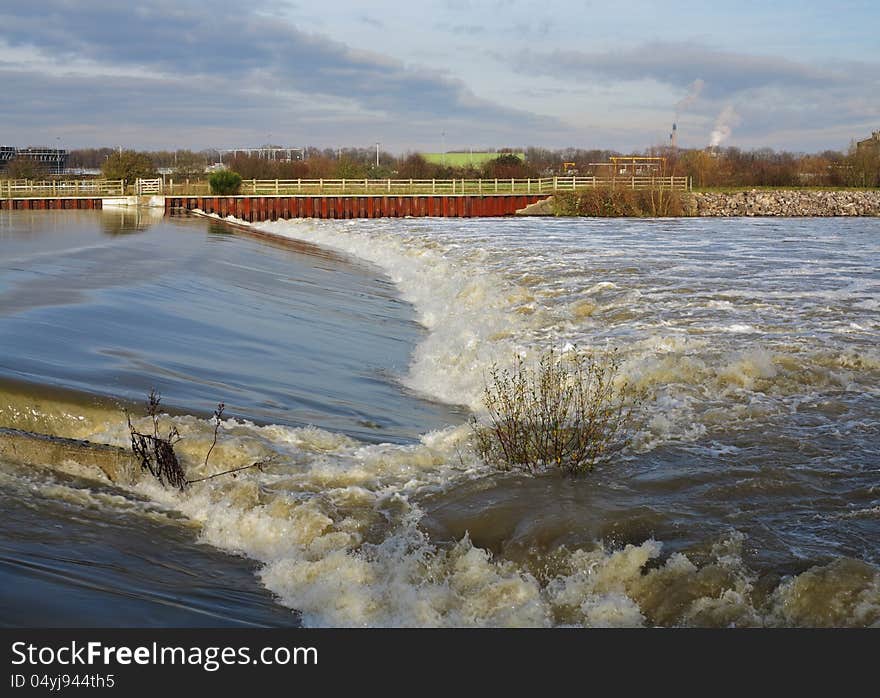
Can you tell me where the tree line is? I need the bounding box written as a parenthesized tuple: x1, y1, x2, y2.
(664, 144, 878, 188)
(7, 143, 879, 188)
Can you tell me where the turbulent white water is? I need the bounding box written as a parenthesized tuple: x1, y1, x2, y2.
(7, 214, 880, 627)
(255, 216, 880, 449)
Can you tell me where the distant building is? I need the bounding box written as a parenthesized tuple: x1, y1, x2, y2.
(857, 130, 880, 153)
(0, 147, 15, 171)
(585, 156, 666, 177)
(0, 146, 68, 175)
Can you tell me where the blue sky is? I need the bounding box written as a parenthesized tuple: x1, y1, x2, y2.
(1, 0, 878, 153)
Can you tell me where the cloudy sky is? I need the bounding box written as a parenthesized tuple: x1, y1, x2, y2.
(1, 0, 878, 153)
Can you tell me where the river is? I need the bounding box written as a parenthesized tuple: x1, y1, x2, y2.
(1, 209, 877, 627)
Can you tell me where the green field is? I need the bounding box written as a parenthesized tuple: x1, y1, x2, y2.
(422, 152, 525, 167)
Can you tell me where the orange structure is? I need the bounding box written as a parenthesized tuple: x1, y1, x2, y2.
(165, 195, 545, 221)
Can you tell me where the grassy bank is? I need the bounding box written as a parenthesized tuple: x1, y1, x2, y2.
(552, 188, 688, 217)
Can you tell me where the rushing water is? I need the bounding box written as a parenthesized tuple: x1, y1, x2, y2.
(1, 209, 878, 627)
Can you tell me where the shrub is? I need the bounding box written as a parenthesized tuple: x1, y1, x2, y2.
(552, 187, 687, 217)
(482, 153, 536, 179)
(209, 169, 243, 195)
(470, 348, 638, 475)
(552, 191, 583, 216)
(101, 150, 158, 184)
(5, 156, 46, 180)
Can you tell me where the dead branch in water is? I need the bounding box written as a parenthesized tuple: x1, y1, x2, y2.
(127, 392, 269, 491)
(204, 402, 225, 468)
(127, 389, 187, 490)
(186, 459, 271, 485)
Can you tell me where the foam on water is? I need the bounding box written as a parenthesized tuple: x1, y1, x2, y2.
(7, 405, 867, 627)
(253, 216, 879, 451)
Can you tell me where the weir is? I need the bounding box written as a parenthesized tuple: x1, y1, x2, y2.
(1, 194, 547, 218)
(2, 175, 691, 218)
(165, 194, 546, 219)
(0, 197, 103, 210)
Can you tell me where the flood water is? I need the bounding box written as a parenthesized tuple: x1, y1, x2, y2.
(1, 208, 878, 627)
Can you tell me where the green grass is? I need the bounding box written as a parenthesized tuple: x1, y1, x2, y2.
(422, 152, 524, 168)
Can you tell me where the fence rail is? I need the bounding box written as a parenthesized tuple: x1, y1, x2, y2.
(1, 179, 124, 198)
(165, 175, 691, 196)
(2, 176, 691, 199)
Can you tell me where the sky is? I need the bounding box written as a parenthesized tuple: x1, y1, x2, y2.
(1, 0, 878, 154)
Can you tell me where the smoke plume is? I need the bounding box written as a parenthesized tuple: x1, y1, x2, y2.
(709, 105, 740, 147)
(675, 79, 705, 114)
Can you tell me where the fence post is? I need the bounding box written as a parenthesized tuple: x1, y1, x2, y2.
(528, 178, 531, 193)
(553, 176, 558, 191)
(631, 177, 635, 190)
(432, 179, 436, 194)
(387, 179, 391, 193)
(275, 179, 279, 195)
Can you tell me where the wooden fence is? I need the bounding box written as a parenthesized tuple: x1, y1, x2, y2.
(1, 179, 124, 198)
(2, 176, 691, 199)
(164, 175, 691, 196)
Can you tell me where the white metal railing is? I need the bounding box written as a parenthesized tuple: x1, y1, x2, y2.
(1, 179, 125, 198)
(164, 175, 691, 196)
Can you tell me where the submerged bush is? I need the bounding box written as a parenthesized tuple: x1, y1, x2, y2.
(209, 169, 243, 195)
(470, 348, 639, 475)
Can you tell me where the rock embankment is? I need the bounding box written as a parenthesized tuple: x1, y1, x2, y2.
(690, 190, 880, 217)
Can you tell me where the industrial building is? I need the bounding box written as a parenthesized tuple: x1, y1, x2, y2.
(0, 146, 68, 175)
(856, 131, 880, 153)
